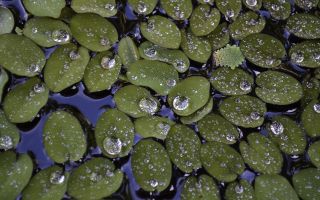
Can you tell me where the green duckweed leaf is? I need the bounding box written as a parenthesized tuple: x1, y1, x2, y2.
(140, 15, 181, 49)
(0, 151, 33, 200)
(213, 45, 245, 69)
(266, 115, 306, 155)
(3, 77, 49, 123)
(180, 29, 212, 63)
(43, 111, 87, 163)
(308, 141, 320, 168)
(240, 132, 283, 174)
(263, 0, 291, 20)
(242, 0, 262, 11)
(160, 0, 193, 20)
(190, 5, 220, 36)
(138, 41, 190, 73)
(167, 76, 210, 116)
(207, 22, 230, 51)
(67, 157, 123, 200)
(131, 139, 172, 192)
(295, 0, 319, 10)
(0, 34, 46, 77)
(293, 168, 320, 200)
(44, 43, 90, 92)
(23, 17, 71, 47)
(134, 116, 175, 140)
(0, 68, 8, 103)
(95, 108, 134, 158)
(210, 67, 253, 95)
(289, 40, 320, 68)
(165, 124, 202, 173)
(71, 0, 117, 17)
(181, 175, 220, 200)
(83, 51, 121, 92)
(286, 13, 320, 39)
(229, 11, 266, 40)
(59, 6, 76, 24)
(114, 85, 160, 118)
(0, 110, 19, 150)
(225, 179, 255, 200)
(0, 7, 14, 35)
(216, 0, 242, 21)
(180, 97, 213, 124)
(255, 174, 299, 200)
(128, 0, 158, 15)
(255, 70, 303, 105)
(301, 77, 320, 107)
(22, 166, 69, 200)
(23, 0, 65, 18)
(219, 95, 267, 128)
(201, 141, 245, 182)
(70, 13, 118, 52)
(127, 60, 179, 95)
(118, 36, 140, 67)
(301, 100, 320, 137)
(198, 113, 239, 144)
(240, 33, 286, 68)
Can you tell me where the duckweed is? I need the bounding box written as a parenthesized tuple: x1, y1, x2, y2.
(160, 0, 193, 20)
(292, 168, 320, 200)
(22, 0, 65, 18)
(71, 0, 117, 17)
(0, 110, 19, 150)
(308, 141, 320, 168)
(225, 179, 255, 200)
(0, 7, 14, 35)
(118, 36, 140, 67)
(128, 0, 158, 15)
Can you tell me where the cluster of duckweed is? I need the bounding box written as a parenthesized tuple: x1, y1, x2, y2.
(0, 0, 320, 199)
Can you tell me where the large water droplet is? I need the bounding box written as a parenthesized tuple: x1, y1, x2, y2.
(28, 64, 41, 74)
(101, 57, 116, 69)
(69, 50, 80, 60)
(144, 48, 157, 57)
(150, 179, 158, 188)
(246, 0, 257, 6)
(103, 137, 122, 155)
(137, 2, 147, 13)
(270, 121, 284, 135)
(33, 83, 45, 93)
(139, 97, 158, 114)
(174, 60, 187, 71)
(225, 10, 235, 19)
(50, 171, 65, 184)
(166, 79, 176, 87)
(313, 103, 320, 113)
(240, 80, 251, 92)
(250, 112, 260, 120)
(51, 29, 70, 43)
(271, 4, 280, 11)
(173, 96, 189, 111)
(0, 135, 13, 150)
(157, 122, 171, 136)
(235, 184, 244, 194)
(226, 133, 236, 142)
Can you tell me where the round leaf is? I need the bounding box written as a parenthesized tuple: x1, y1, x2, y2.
(308, 141, 320, 168)
(289, 40, 320, 68)
(128, 0, 158, 15)
(23, 0, 65, 18)
(263, 0, 291, 20)
(160, 0, 193, 20)
(0, 7, 14, 34)
(225, 179, 255, 200)
(71, 0, 117, 17)
(207, 22, 230, 51)
(118, 36, 140, 67)
(301, 100, 320, 137)
(293, 168, 320, 200)
(190, 5, 220, 36)
(216, 0, 242, 21)
(286, 13, 320, 39)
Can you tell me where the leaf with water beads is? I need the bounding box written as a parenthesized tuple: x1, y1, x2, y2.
(293, 168, 320, 200)
(160, 0, 193, 20)
(201, 141, 245, 182)
(114, 85, 160, 118)
(140, 15, 181, 49)
(95, 109, 134, 158)
(67, 157, 123, 200)
(239, 132, 283, 174)
(83, 51, 121, 92)
(71, 0, 117, 17)
(255, 70, 303, 105)
(128, 0, 158, 15)
(301, 100, 320, 137)
(301, 77, 320, 107)
(0, 34, 46, 77)
(190, 5, 220, 36)
(22, 0, 65, 18)
(118, 36, 140, 67)
(255, 174, 299, 200)
(206, 22, 230, 51)
(134, 116, 175, 140)
(22, 166, 69, 200)
(44, 44, 89, 92)
(180, 97, 213, 124)
(308, 141, 320, 168)
(286, 13, 320, 39)
(138, 41, 190, 73)
(43, 111, 87, 163)
(240, 33, 286, 68)
(0, 151, 33, 200)
(242, 0, 262, 11)
(225, 179, 255, 200)
(289, 40, 320, 68)
(263, 0, 291, 20)
(180, 29, 212, 63)
(0, 7, 14, 35)
(229, 11, 266, 40)
(266, 115, 306, 155)
(70, 13, 118, 52)
(210, 67, 253, 95)
(167, 76, 210, 116)
(3, 77, 49, 123)
(198, 113, 239, 144)
(131, 139, 172, 192)
(0, 110, 19, 150)
(295, 0, 319, 10)
(215, 0, 242, 21)
(127, 60, 179, 95)
(180, 175, 220, 200)
(165, 124, 202, 173)
(0, 68, 8, 103)
(219, 95, 267, 128)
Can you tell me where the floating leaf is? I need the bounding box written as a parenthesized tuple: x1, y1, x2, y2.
(43, 111, 87, 163)
(225, 179, 256, 200)
(0, 110, 19, 150)
(23, 0, 65, 18)
(240, 132, 283, 174)
(67, 157, 123, 200)
(44, 43, 90, 92)
(59, 6, 76, 23)
(3, 77, 49, 123)
(95, 109, 134, 158)
(70, 13, 118, 52)
(160, 0, 193, 20)
(219, 95, 267, 128)
(165, 124, 202, 173)
(286, 13, 320, 39)
(301, 100, 320, 137)
(131, 139, 172, 192)
(118, 36, 140, 67)
(0, 7, 14, 35)
(255, 70, 303, 105)
(0, 68, 8, 103)
(0, 34, 46, 77)
(289, 40, 320, 68)
(190, 5, 220, 36)
(207, 22, 230, 51)
(263, 0, 291, 20)
(293, 168, 320, 200)
(180, 97, 213, 124)
(128, 0, 158, 15)
(216, 0, 242, 21)
(127, 60, 179, 95)
(201, 141, 245, 182)
(71, 0, 117, 17)
(295, 0, 319, 10)
(242, 0, 262, 11)
(140, 15, 181, 49)
(301, 77, 320, 107)
(308, 141, 320, 168)
(213, 45, 245, 69)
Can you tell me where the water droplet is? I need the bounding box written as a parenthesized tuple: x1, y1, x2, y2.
(240, 80, 251, 92)
(291, 52, 304, 63)
(235, 184, 244, 194)
(173, 96, 189, 111)
(271, 4, 280, 11)
(157, 122, 171, 136)
(101, 57, 116, 69)
(32, 27, 38, 34)
(50, 171, 65, 184)
(69, 50, 80, 60)
(225, 10, 235, 19)
(226, 134, 235, 142)
(313, 103, 320, 113)
(174, 7, 185, 19)
(250, 112, 260, 120)
(174, 60, 187, 71)
(147, 21, 155, 32)
(89, 172, 102, 182)
(312, 53, 320, 62)
(103, 137, 122, 155)
(166, 79, 176, 87)
(33, 83, 45, 93)
(150, 179, 158, 188)
(100, 37, 110, 46)
(51, 29, 70, 43)
(105, 3, 115, 10)
(0, 135, 13, 150)
(144, 48, 157, 57)
(137, 2, 147, 13)
(28, 64, 41, 74)
(270, 121, 284, 135)
(246, 0, 257, 6)
(139, 97, 158, 114)
(266, 58, 275, 65)
(105, 170, 114, 177)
